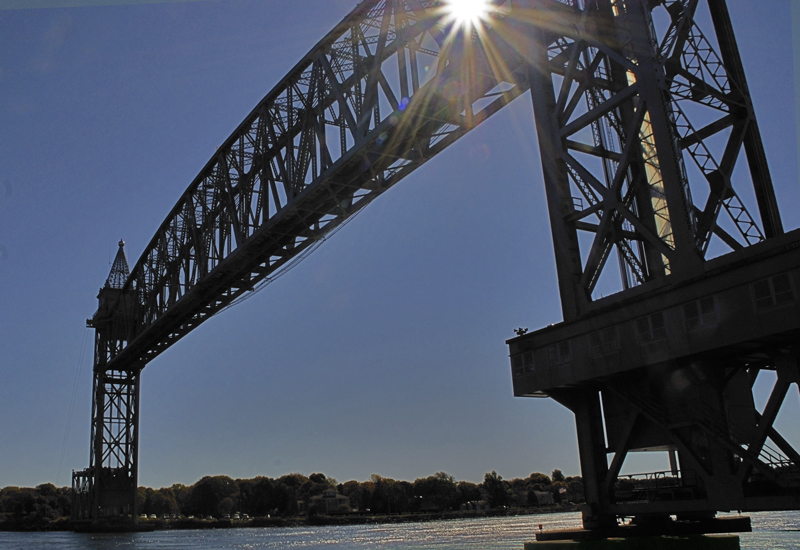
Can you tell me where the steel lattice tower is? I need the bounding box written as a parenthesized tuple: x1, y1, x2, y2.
(511, 0, 799, 536)
(73, 0, 799, 535)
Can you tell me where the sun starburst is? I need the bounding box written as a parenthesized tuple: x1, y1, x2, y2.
(443, 0, 490, 30)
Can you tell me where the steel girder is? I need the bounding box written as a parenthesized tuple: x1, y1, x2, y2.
(526, 0, 782, 321)
(100, 0, 786, 363)
(601, 354, 800, 516)
(80, 0, 792, 530)
(103, 0, 537, 372)
(510, 234, 800, 529)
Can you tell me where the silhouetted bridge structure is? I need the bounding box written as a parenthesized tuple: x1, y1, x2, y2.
(73, 0, 800, 538)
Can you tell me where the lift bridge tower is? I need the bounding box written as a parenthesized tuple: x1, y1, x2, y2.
(508, 0, 800, 537)
(73, 240, 141, 522)
(73, 0, 799, 535)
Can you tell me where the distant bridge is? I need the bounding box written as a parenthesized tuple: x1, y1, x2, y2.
(73, 0, 800, 537)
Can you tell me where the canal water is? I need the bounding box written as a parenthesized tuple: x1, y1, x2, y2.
(1, 512, 798, 549)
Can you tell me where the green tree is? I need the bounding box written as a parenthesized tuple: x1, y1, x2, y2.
(147, 488, 179, 516)
(456, 481, 482, 508)
(368, 475, 389, 513)
(272, 479, 299, 516)
(185, 476, 238, 517)
(0, 485, 71, 523)
(389, 480, 413, 514)
(7, 489, 36, 521)
(508, 477, 529, 507)
(339, 480, 368, 512)
(275, 472, 307, 515)
(136, 487, 150, 515)
(551, 480, 567, 504)
(567, 480, 584, 503)
(218, 497, 235, 516)
(527, 472, 552, 486)
(481, 471, 511, 508)
(250, 477, 278, 516)
(171, 483, 191, 513)
(413, 472, 458, 511)
(277, 473, 308, 489)
(235, 478, 255, 515)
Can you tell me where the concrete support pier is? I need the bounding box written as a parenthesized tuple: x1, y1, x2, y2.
(526, 534, 740, 549)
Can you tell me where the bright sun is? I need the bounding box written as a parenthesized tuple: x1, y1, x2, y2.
(444, 0, 490, 29)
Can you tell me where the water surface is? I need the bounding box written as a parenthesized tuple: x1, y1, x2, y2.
(1, 512, 798, 549)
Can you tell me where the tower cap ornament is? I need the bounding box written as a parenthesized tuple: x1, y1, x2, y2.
(105, 239, 130, 289)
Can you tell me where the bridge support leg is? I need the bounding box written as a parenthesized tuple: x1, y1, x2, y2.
(551, 388, 616, 530)
(87, 366, 142, 522)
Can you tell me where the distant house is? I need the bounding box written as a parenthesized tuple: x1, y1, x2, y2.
(459, 500, 490, 512)
(533, 491, 554, 506)
(309, 490, 351, 514)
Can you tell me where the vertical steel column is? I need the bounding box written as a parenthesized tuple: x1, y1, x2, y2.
(527, 23, 586, 323)
(706, 0, 783, 238)
(89, 362, 141, 520)
(89, 362, 103, 519)
(615, 0, 702, 278)
(551, 388, 615, 529)
(131, 366, 141, 521)
(88, 330, 105, 520)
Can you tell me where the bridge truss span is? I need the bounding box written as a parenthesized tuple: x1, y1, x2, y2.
(76, 0, 539, 520)
(110, 0, 530, 371)
(75, 0, 799, 534)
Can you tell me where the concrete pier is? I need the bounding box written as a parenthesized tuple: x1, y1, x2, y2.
(525, 534, 740, 549)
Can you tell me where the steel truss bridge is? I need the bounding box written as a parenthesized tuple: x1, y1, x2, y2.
(73, 0, 800, 537)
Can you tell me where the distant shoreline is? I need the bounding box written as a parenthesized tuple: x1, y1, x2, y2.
(1, 505, 581, 533)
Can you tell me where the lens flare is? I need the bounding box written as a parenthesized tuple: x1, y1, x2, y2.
(444, 0, 490, 29)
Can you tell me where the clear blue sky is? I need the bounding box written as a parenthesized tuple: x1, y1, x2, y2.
(0, 0, 798, 490)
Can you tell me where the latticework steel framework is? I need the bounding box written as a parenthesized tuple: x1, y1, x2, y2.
(75, 0, 798, 532)
(526, 0, 782, 321)
(106, 0, 532, 370)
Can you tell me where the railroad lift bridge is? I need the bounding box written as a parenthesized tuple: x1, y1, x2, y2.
(73, 0, 800, 538)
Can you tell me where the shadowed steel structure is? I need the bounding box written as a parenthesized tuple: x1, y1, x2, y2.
(72, 0, 800, 536)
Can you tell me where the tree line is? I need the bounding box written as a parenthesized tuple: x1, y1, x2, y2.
(0, 484, 71, 527)
(0, 469, 583, 524)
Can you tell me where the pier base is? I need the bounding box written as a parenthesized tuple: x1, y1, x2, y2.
(525, 534, 740, 549)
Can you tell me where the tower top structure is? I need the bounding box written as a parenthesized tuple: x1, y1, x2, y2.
(105, 239, 130, 289)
